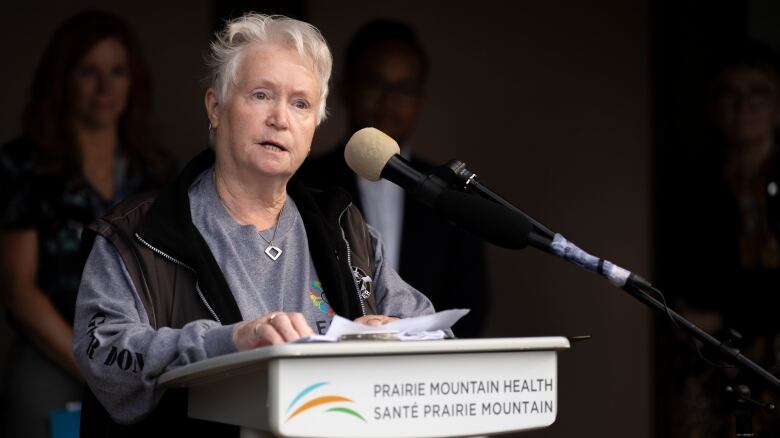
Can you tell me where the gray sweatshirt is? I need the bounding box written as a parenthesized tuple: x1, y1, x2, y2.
(72, 169, 436, 424)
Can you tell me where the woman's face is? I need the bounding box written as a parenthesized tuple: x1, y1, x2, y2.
(712, 66, 780, 148)
(70, 37, 131, 130)
(207, 43, 320, 181)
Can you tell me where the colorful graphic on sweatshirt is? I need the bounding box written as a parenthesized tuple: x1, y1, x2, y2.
(308, 281, 335, 315)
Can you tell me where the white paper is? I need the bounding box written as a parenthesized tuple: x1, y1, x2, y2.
(294, 309, 470, 343)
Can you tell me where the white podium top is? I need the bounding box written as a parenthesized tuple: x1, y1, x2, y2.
(160, 336, 570, 388)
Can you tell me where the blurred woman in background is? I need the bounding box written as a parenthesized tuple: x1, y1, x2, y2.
(0, 10, 170, 438)
(669, 40, 780, 438)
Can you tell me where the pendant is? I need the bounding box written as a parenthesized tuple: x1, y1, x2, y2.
(265, 245, 282, 261)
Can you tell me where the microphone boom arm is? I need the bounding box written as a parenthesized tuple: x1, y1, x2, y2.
(439, 159, 780, 392)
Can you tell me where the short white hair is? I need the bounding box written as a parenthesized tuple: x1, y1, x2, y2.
(207, 13, 332, 125)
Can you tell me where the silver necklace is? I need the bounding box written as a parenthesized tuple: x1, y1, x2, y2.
(259, 203, 285, 261)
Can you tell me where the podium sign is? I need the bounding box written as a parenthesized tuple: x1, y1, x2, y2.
(160, 337, 569, 437)
(273, 351, 557, 437)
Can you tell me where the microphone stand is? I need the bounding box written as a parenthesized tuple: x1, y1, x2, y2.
(532, 236, 779, 437)
(434, 159, 780, 434)
(726, 384, 775, 437)
(626, 283, 780, 392)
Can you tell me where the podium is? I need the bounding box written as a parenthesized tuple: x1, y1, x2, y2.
(159, 337, 570, 437)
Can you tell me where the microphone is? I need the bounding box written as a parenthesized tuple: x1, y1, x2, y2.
(344, 127, 651, 289)
(345, 127, 531, 249)
(345, 127, 445, 207)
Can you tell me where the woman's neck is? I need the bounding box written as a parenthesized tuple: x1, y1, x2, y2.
(73, 123, 118, 156)
(73, 124, 118, 199)
(212, 164, 287, 231)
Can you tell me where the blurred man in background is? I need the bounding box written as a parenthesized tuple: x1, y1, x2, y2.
(299, 19, 490, 337)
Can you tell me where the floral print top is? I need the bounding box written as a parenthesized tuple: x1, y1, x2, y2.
(0, 138, 152, 323)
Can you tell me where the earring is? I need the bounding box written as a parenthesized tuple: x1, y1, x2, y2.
(208, 122, 215, 135)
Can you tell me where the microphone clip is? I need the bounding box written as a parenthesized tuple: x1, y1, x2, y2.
(426, 160, 477, 192)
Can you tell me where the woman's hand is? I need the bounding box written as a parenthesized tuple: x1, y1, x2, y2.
(353, 315, 399, 327)
(232, 312, 314, 351)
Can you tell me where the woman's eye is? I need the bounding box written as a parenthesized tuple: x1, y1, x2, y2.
(253, 91, 268, 100)
(293, 99, 309, 110)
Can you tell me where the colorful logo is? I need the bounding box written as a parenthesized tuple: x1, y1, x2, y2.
(285, 382, 366, 423)
(308, 281, 335, 315)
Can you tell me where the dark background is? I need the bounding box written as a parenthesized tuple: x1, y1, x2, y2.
(1, 0, 778, 436)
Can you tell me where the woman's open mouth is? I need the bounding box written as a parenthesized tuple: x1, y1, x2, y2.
(259, 140, 286, 152)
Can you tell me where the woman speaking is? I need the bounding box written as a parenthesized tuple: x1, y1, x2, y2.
(73, 13, 437, 436)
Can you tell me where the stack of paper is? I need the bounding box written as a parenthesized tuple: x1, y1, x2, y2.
(295, 309, 469, 343)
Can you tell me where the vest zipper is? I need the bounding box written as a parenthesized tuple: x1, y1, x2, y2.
(134, 233, 222, 324)
(338, 205, 367, 317)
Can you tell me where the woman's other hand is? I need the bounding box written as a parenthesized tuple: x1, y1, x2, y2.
(353, 315, 399, 327)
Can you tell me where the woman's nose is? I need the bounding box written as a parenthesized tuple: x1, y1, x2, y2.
(266, 102, 290, 129)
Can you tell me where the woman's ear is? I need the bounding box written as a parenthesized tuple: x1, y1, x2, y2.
(205, 88, 220, 128)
